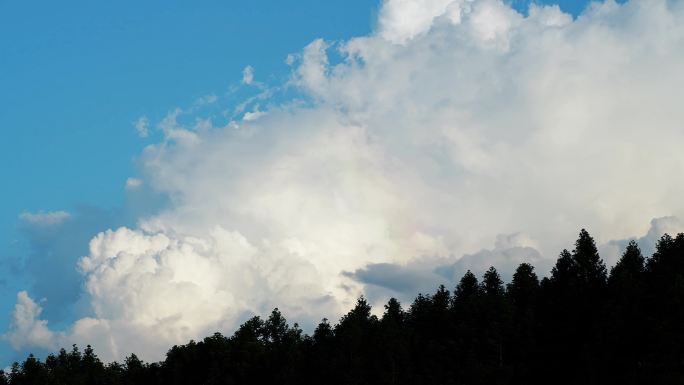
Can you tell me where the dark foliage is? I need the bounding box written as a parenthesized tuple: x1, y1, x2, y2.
(5, 229, 684, 384)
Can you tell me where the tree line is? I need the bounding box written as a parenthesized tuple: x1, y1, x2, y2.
(3, 229, 684, 384)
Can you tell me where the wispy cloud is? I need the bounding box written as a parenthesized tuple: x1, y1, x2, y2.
(134, 116, 149, 138)
(19, 211, 70, 226)
(194, 93, 218, 106)
(125, 177, 143, 190)
(242, 65, 254, 85)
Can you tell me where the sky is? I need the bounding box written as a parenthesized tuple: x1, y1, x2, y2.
(2, 0, 682, 365)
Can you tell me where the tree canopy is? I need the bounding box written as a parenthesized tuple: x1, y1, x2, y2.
(4, 229, 684, 385)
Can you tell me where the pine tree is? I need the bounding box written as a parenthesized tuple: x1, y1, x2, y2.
(507, 263, 540, 384)
(313, 318, 334, 344)
(482, 267, 505, 297)
(264, 308, 288, 344)
(507, 263, 539, 310)
(606, 240, 647, 384)
(609, 240, 644, 289)
(382, 298, 405, 326)
(572, 229, 607, 288)
(480, 267, 510, 379)
(335, 297, 379, 385)
(550, 249, 575, 287)
(453, 270, 480, 307)
(432, 285, 450, 312)
(380, 298, 408, 385)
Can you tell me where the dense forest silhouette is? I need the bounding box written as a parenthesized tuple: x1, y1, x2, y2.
(3, 229, 684, 384)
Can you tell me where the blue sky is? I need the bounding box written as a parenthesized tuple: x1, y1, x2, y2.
(2, 0, 380, 364)
(0, 0, 638, 364)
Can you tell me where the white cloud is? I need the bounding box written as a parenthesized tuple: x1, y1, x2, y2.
(8, 227, 340, 361)
(134, 116, 149, 138)
(8, 0, 684, 362)
(242, 65, 254, 85)
(378, 0, 463, 43)
(3, 292, 55, 350)
(157, 108, 199, 144)
(125, 178, 143, 190)
(242, 109, 265, 121)
(285, 54, 296, 66)
(194, 93, 218, 106)
(600, 216, 684, 267)
(19, 211, 71, 226)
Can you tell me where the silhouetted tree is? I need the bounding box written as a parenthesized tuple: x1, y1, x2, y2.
(478, 267, 511, 383)
(335, 297, 379, 385)
(507, 263, 540, 383)
(572, 229, 607, 289)
(378, 298, 409, 385)
(7, 229, 684, 385)
(507, 263, 539, 310)
(605, 240, 646, 384)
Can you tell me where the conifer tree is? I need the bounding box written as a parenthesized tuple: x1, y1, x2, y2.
(432, 285, 450, 312)
(609, 240, 644, 289)
(606, 240, 647, 384)
(507, 263, 540, 384)
(572, 229, 607, 288)
(313, 318, 334, 344)
(382, 298, 405, 326)
(482, 267, 505, 297)
(264, 308, 288, 344)
(507, 263, 539, 309)
(550, 249, 575, 287)
(453, 270, 480, 306)
(6, 229, 684, 385)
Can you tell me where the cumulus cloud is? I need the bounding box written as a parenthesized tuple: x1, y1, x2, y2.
(4, 292, 55, 350)
(16, 207, 127, 325)
(8, 0, 684, 362)
(378, 0, 467, 43)
(7, 227, 340, 360)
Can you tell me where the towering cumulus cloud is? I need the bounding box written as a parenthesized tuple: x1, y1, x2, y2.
(6, 0, 684, 361)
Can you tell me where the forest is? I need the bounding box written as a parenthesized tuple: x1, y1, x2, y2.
(2, 229, 684, 385)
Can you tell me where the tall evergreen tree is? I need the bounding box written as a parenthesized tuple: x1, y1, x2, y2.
(507, 263, 539, 310)
(550, 249, 575, 288)
(481, 267, 505, 297)
(264, 308, 288, 344)
(335, 297, 379, 385)
(606, 240, 647, 384)
(609, 240, 644, 290)
(453, 270, 480, 306)
(313, 318, 334, 344)
(379, 298, 409, 385)
(507, 263, 540, 384)
(572, 229, 607, 288)
(643, 233, 684, 381)
(432, 285, 450, 312)
(382, 298, 405, 326)
(479, 267, 509, 381)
